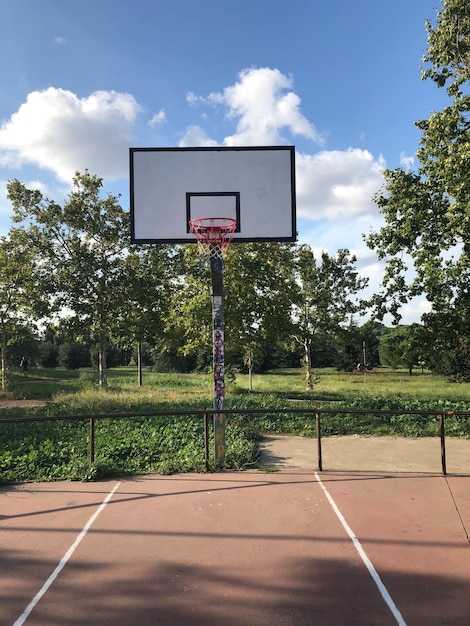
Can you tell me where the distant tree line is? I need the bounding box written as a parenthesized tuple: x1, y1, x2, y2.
(2, 312, 461, 385)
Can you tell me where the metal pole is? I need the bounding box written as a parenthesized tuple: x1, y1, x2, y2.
(316, 411, 322, 471)
(89, 417, 95, 464)
(204, 412, 210, 471)
(210, 256, 226, 468)
(440, 413, 447, 476)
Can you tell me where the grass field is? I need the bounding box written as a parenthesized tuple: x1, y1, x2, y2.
(231, 367, 470, 402)
(7, 365, 470, 402)
(1, 366, 469, 483)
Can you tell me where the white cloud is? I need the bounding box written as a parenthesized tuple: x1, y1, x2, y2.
(390, 297, 432, 325)
(296, 148, 385, 220)
(54, 36, 67, 45)
(24, 179, 51, 195)
(178, 125, 218, 147)
(188, 67, 324, 146)
(186, 92, 201, 105)
(188, 72, 387, 224)
(399, 151, 415, 170)
(349, 246, 382, 267)
(148, 109, 166, 127)
(300, 212, 386, 263)
(0, 88, 141, 182)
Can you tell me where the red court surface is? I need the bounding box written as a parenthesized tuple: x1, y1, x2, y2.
(1, 471, 469, 626)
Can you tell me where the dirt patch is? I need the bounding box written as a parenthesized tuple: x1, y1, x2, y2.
(0, 399, 48, 409)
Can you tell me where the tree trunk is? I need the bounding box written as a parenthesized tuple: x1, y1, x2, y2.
(1, 317, 6, 391)
(304, 339, 313, 391)
(248, 351, 253, 392)
(98, 332, 108, 389)
(137, 341, 143, 386)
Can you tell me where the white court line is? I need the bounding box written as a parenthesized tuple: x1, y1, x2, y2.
(14, 481, 121, 626)
(314, 472, 408, 626)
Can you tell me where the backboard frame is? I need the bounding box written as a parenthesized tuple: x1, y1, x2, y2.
(130, 146, 296, 244)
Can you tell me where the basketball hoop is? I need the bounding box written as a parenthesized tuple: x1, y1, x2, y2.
(189, 217, 237, 260)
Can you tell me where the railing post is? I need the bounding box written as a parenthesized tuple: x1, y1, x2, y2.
(89, 417, 95, 465)
(204, 412, 210, 472)
(440, 413, 447, 476)
(316, 411, 322, 471)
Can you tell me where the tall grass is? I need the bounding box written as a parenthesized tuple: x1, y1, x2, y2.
(5, 365, 470, 403)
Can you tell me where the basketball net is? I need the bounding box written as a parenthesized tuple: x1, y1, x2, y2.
(189, 217, 237, 260)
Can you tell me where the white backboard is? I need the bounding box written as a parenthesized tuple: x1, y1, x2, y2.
(130, 146, 296, 243)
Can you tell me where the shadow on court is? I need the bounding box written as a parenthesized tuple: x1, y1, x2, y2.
(2, 547, 469, 625)
(1, 472, 469, 625)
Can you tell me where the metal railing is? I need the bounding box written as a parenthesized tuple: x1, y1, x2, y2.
(2, 407, 469, 476)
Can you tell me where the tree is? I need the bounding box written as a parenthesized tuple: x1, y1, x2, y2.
(7, 171, 129, 388)
(378, 325, 427, 374)
(421, 308, 470, 379)
(364, 0, 470, 377)
(225, 242, 298, 387)
(163, 244, 212, 362)
(291, 245, 369, 389)
(167, 242, 298, 385)
(116, 245, 175, 385)
(358, 320, 386, 368)
(378, 329, 406, 370)
(0, 232, 44, 389)
(38, 342, 59, 368)
(334, 323, 365, 372)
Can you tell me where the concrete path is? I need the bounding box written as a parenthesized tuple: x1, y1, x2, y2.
(257, 434, 470, 474)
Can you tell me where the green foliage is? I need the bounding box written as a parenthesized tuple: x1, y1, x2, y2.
(0, 403, 258, 482)
(0, 232, 43, 389)
(169, 242, 299, 362)
(422, 0, 470, 97)
(227, 393, 469, 439)
(38, 341, 59, 368)
(0, 367, 469, 484)
(225, 242, 298, 347)
(378, 324, 429, 372)
(291, 245, 369, 389)
(58, 342, 91, 369)
(7, 171, 138, 388)
(0, 419, 89, 482)
(320, 396, 469, 437)
(78, 368, 100, 390)
(365, 0, 470, 378)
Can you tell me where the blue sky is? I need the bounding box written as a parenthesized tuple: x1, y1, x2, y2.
(0, 0, 450, 324)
